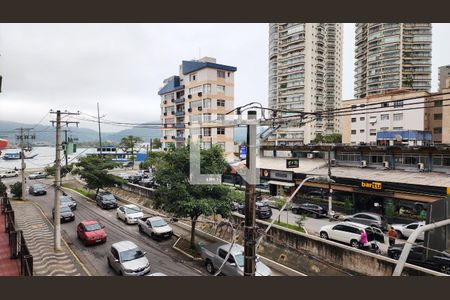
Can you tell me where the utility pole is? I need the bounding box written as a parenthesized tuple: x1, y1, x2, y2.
(328, 146, 333, 221)
(16, 128, 34, 201)
(97, 102, 103, 157)
(244, 110, 257, 276)
(50, 110, 79, 252)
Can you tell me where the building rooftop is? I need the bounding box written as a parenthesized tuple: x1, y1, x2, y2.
(158, 76, 184, 95)
(181, 60, 237, 75)
(230, 157, 327, 174)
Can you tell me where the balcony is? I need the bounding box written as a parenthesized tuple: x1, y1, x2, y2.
(175, 111, 185, 117)
(175, 136, 185, 141)
(174, 123, 185, 128)
(175, 98, 185, 104)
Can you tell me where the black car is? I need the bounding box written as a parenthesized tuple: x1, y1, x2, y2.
(128, 175, 142, 184)
(239, 202, 272, 220)
(29, 184, 47, 196)
(387, 243, 450, 275)
(96, 192, 118, 209)
(291, 203, 326, 218)
(60, 196, 77, 210)
(52, 206, 75, 223)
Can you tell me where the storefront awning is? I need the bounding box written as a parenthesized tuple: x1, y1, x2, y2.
(268, 180, 295, 187)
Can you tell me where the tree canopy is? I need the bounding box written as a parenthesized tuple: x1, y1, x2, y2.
(313, 133, 342, 144)
(152, 145, 235, 249)
(45, 163, 74, 178)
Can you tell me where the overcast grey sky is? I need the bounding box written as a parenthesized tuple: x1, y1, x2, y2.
(0, 23, 449, 131)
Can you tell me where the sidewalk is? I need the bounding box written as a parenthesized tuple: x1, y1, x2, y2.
(10, 200, 89, 276)
(0, 213, 20, 276)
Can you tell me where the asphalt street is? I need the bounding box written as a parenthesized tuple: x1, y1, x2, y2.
(15, 177, 206, 276)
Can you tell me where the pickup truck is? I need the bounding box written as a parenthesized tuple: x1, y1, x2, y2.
(137, 216, 173, 239)
(200, 242, 272, 276)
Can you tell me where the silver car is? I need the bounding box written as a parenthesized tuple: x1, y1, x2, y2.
(107, 241, 151, 276)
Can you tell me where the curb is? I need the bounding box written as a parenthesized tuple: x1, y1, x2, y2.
(172, 237, 202, 261)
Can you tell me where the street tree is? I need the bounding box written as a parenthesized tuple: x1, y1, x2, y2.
(151, 138, 162, 149)
(9, 181, 22, 199)
(45, 163, 74, 178)
(139, 151, 164, 170)
(119, 135, 144, 166)
(72, 156, 124, 197)
(153, 145, 234, 249)
(0, 180, 7, 196)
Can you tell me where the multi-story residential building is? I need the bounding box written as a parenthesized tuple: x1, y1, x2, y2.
(354, 23, 432, 99)
(438, 65, 450, 91)
(342, 89, 450, 145)
(158, 57, 236, 156)
(268, 23, 343, 145)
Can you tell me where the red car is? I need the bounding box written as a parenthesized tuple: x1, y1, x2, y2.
(77, 220, 107, 246)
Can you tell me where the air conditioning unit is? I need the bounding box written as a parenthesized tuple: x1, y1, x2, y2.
(188, 108, 192, 112)
(198, 106, 203, 111)
(163, 148, 167, 151)
(417, 163, 425, 172)
(188, 94, 192, 99)
(163, 100, 167, 104)
(199, 135, 202, 138)
(163, 124, 168, 128)
(171, 98, 175, 102)
(163, 136, 167, 139)
(360, 160, 367, 168)
(198, 92, 202, 97)
(330, 159, 337, 166)
(163, 112, 167, 116)
(307, 153, 314, 159)
(187, 122, 191, 125)
(171, 136, 175, 139)
(188, 135, 191, 138)
(383, 161, 390, 169)
(171, 111, 175, 115)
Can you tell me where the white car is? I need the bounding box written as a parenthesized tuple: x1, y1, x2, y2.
(319, 221, 385, 248)
(391, 221, 425, 240)
(0, 170, 19, 178)
(117, 204, 144, 224)
(138, 216, 173, 239)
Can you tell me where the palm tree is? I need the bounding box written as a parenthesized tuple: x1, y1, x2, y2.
(119, 135, 143, 168)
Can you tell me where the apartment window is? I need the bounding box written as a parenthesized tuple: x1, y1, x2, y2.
(203, 84, 212, 94)
(351, 117, 357, 123)
(190, 128, 201, 135)
(217, 70, 226, 78)
(393, 127, 403, 130)
(217, 114, 225, 121)
(381, 102, 389, 108)
(217, 85, 225, 94)
(189, 86, 203, 95)
(217, 128, 225, 135)
(217, 99, 226, 107)
(380, 127, 389, 131)
(433, 127, 442, 134)
(203, 113, 212, 122)
(360, 117, 365, 121)
(381, 114, 389, 121)
(369, 129, 376, 136)
(189, 73, 197, 81)
(203, 128, 211, 137)
(216, 142, 226, 150)
(360, 129, 365, 133)
(351, 130, 357, 135)
(433, 113, 443, 121)
(434, 100, 443, 107)
(227, 72, 231, 77)
(393, 113, 403, 121)
(202, 142, 211, 150)
(203, 99, 211, 108)
(393, 100, 404, 108)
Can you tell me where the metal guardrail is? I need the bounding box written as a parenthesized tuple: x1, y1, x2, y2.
(1, 193, 33, 276)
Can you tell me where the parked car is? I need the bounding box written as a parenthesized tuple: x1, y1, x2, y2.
(138, 216, 173, 239)
(77, 220, 107, 246)
(231, 202, 242, 211)
(52, 205, 75, 223)
(319, 221, 385, 248)
(291, 203, 326, 218)
(238, 202, 273, 220)
(200, 242, 272, 276)
(122, 161, 134, 168)
(128, 175, 142, 184)
(28, 172, 48, 180)
(146, 272, 167, 276)
(343, 212, 388, 231)
(387, 243, 450, 275)
(0, 170, 19, 178)
(116, 204, 144, 224)
(29, 184, 47, 196)
(107, 241, 151, 276)
(96, 192, 118, 209)
(391, 221, 425, 240)
(60, 195, 77, 210)
(138, 178, 153, 188)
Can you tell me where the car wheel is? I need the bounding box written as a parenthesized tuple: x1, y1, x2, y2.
(320, 232, 329, 240)
(205, 260, 215, 274)
(107, 258, 112, 268)
(350, 239, 359, 248)
(392, 252, 400, 260)
(116, 213, 120, 219)
(313, 213, 319, 219)
(15, 174, 18, 177)
(439, 265, 450, 275)
(395, 230, 404, 239)
(138, 225, 143, 233)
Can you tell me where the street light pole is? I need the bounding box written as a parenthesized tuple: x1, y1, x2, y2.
(328, 147, 333, 220)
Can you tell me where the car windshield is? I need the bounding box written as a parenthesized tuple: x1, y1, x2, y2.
(34, 185, 44, 190)
(103, 194, 116, 201)
(234, 254, 245, 267)
(61, 197, 72, 203)
(151, 219, 167, 227)
(85, 223, 102, 232)
(125, 206, 141, 214)
(61, 206, 72, 213)
(120, 248, 145, 262)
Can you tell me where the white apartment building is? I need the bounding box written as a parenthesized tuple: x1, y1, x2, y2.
(159, 57, 236, 156)
(268, 23, 343, 145)
(342, 91, 427, 145)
